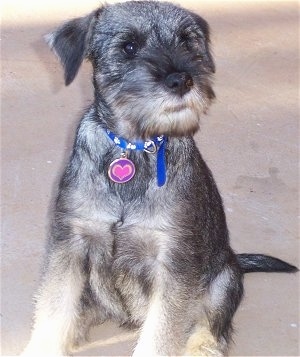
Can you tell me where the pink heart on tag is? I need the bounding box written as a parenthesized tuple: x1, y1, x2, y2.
(112, 164, 133, 180)
(108, 158, 136, 183)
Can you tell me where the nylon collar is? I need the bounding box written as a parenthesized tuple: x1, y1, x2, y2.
(105, 129, 167, 187)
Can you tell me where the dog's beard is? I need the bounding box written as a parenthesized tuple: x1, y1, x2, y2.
(102, 74, 210, 139)
(134, 90, 205, 138)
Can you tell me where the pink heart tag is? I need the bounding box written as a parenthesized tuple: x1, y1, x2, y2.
(108, 158, 136, 183)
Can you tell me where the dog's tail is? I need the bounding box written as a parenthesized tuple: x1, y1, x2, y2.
(237, 253, 298, 273)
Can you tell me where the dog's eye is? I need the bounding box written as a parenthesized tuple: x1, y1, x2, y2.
(179, 33, 189, 44)
(123, 42, 138, 56)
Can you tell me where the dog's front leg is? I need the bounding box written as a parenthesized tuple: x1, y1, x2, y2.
(133, 283, 186, 357)
(22, 246, 86, 356)
(133, 290, 171, 357)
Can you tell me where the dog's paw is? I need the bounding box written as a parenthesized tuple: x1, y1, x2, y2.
(184, 326, 224, 356)
(184, 345, 223, 357)
(132, 345, 156, 357)
(21, 344, 65, 356)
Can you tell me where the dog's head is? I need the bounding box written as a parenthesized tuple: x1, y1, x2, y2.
(47, 1, 215, 139)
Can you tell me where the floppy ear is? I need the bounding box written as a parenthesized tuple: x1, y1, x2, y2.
(189, 12, 216, 74)
(45, 10, 98, 85)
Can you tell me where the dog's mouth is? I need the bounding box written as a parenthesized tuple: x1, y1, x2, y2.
(164, 104, 188, 114)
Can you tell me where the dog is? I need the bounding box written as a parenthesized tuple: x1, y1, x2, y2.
(22, 1, 297, 356)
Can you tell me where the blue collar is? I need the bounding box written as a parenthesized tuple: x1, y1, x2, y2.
(105, 129, 167, 187)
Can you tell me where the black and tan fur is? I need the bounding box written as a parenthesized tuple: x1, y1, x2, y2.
(22, 2, 297, 356)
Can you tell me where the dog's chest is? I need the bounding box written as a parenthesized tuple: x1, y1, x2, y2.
(73, 179, 174, 318)
(108, 200, 172, 312)
(112, 211, 169, 278)
(109, 223, 168, 322)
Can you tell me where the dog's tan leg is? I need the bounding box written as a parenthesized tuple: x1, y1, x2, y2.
(132, 280, 187, 357)
(133, 291, 167, 356)
(22, 251, 85, 356)
(184, 267, 242, 356)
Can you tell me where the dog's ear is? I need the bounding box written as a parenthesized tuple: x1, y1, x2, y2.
(189, 12, 216, 74)
(45, 10, 100, 85)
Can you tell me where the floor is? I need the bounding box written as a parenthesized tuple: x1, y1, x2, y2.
(1, 0, 299, 356)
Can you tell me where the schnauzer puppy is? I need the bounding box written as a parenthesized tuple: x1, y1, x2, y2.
(23, 1, 297, 356)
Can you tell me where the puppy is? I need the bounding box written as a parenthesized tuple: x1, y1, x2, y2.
(22, 1, 297, 356)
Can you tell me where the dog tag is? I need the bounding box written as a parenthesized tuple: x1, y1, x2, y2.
(108, 157, 135, 183)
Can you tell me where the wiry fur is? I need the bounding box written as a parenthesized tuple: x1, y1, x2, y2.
(22, 1, 297, 356)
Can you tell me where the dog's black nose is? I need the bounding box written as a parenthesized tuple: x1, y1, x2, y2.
(165, 72, 193, 96)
